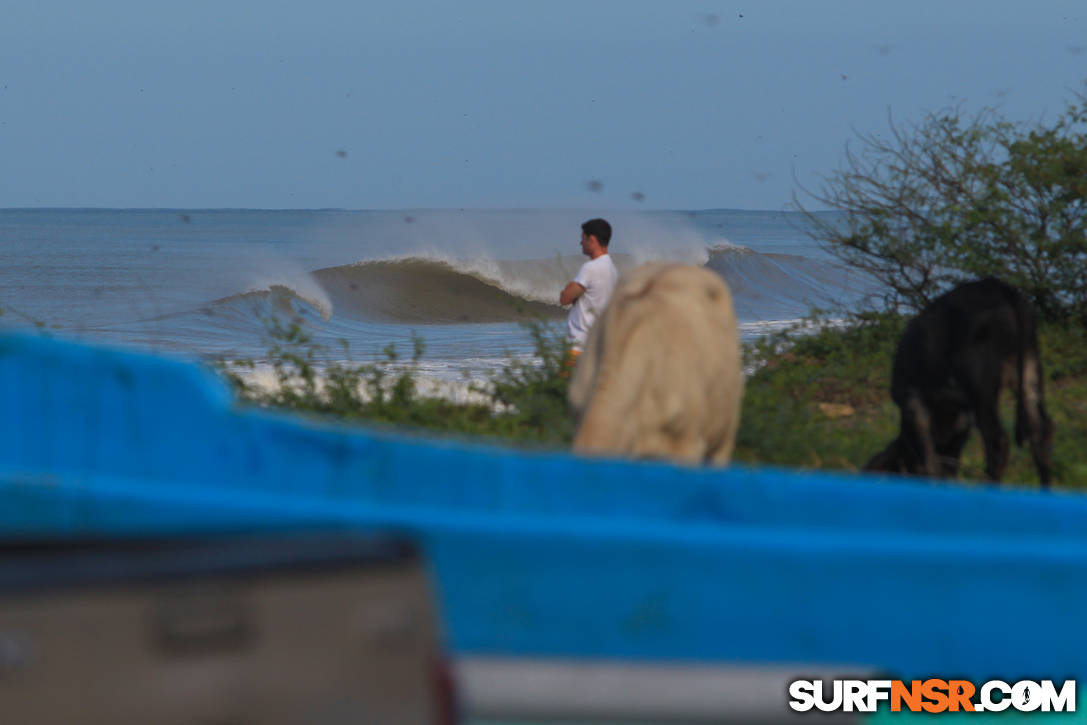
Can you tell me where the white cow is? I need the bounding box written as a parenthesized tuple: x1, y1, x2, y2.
(568, 263, 744, 465)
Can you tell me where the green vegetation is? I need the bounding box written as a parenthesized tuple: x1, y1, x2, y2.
(734, 312, 904, 473)
(216, 316, 574, 447)
(799, 87, 1087, 321)
(217, 308, 1087, 490)
(740, 82, 1087, 489)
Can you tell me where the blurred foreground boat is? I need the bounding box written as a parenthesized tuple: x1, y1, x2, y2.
(0, 531, 454, 724)
(2, 332, 1085, 723)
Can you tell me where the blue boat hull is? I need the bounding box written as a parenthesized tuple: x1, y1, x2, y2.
(2, 332, 1086, 685)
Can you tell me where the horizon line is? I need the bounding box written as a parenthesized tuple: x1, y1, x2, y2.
(0, 204, 833, 214)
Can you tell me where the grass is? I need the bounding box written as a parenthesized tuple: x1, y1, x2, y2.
(734, 311, 904, 472)
(215, 315, 575, 447)
(216, 311, 1087, 491)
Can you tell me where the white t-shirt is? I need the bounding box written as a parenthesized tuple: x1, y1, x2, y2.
(566, 253, 619, 350)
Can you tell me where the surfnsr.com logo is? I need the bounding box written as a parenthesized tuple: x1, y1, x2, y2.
(788, 679, 1076, 713)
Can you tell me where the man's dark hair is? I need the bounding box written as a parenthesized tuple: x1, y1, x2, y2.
(581, 218, 612, 246)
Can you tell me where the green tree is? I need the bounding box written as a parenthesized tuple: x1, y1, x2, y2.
(798, 88, 1087, 320)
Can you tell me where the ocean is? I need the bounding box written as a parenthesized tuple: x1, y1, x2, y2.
(0, 208, 871, 385)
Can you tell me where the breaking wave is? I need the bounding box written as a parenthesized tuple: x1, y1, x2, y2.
(100, 247, 870, 347)
(309, 256, 569, 323)
(194, 247, 865, 326)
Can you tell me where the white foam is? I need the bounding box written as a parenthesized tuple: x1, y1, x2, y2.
(228, 361, 507, 410)
(706, 240, 755, 255)
(240, 279, 333, 321)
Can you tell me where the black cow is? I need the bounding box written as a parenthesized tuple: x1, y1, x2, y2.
(865, 278, 1054, 487)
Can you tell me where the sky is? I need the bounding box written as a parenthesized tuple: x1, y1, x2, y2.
(1, 0, 1085, 210)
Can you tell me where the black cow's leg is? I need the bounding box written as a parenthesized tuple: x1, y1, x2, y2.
(956, 351, 1010, 482)
(1018, 351, 1055, 488)
(1031, 414, 1055, 488)
(902, 392, 939, 477)
(932, 406, 972, 477)
(1022, 399, 1054, 488)
(937, 425, 971, 477)
(972, 398, 1010, 482)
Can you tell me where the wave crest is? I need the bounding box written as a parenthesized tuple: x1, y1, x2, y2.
(311, 256, 568, 324)
(199, 248, 870, 328)
(214, 284, 333, 322)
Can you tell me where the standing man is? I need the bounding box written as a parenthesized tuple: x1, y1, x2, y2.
(560, 218, 619, 359)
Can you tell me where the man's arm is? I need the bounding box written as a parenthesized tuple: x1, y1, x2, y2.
(560, 281, 585, 306)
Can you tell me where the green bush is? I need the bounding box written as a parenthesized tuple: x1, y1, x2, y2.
(799, 86, 1087, 321)
(735, 312, 903, 470)
(215, 316, 575, 447)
